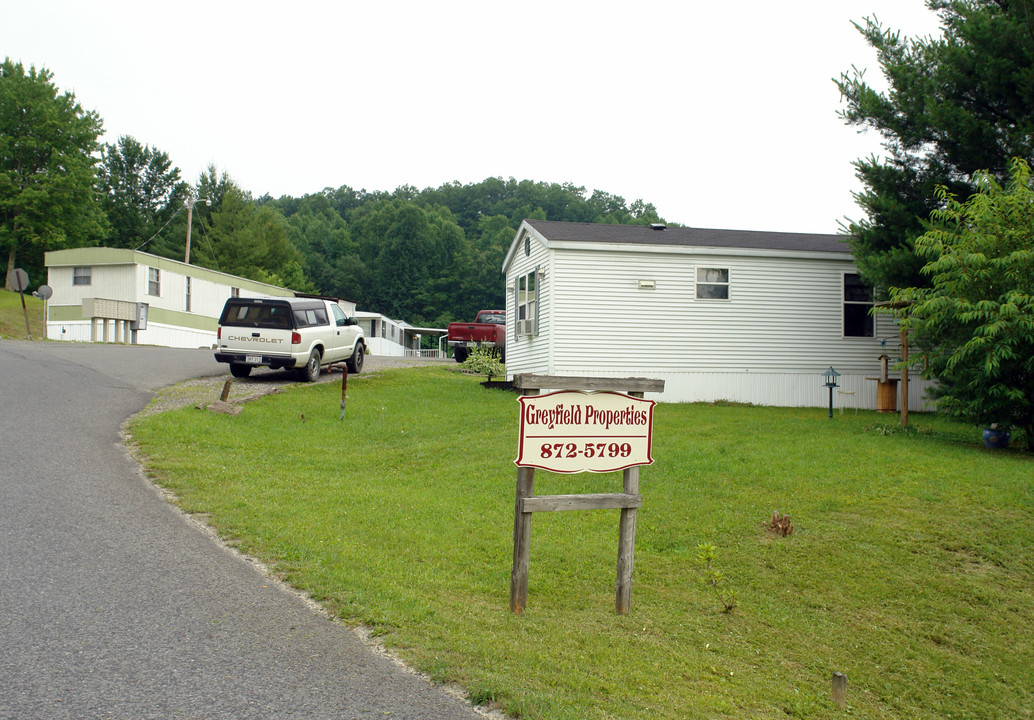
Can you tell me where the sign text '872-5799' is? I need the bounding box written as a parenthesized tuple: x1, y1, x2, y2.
(514, 390, 656, 473)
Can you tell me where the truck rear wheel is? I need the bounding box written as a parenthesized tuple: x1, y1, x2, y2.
(454, 347, 468, 363)
(346, 343, 364, 374)
(297, 348, 321, 382)
(229, 363, 252, 378)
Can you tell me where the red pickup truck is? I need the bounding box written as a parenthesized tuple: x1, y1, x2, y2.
(447, 310, 506, 363)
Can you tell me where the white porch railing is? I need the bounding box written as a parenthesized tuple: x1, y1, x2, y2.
(405, 349, 448, 359)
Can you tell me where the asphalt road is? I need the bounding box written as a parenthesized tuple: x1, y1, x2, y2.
(0, 340, 484, 720)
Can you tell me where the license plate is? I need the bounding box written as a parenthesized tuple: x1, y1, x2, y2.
(245, 355, 262, 364)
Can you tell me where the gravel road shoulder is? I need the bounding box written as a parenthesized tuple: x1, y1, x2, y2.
(135, 354, 453, 417)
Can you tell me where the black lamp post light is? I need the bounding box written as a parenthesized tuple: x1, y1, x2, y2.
(823, 366, 840, 419)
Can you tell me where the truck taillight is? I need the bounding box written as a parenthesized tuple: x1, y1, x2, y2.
(217, 327, 222, 340)
(291, 332, 301, 345)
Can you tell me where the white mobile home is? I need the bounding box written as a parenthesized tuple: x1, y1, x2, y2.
(44, 247, 294, 347)
(357, 311, 447, 357)
(502, 220, 933, 411)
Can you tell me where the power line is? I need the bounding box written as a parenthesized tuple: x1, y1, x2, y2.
(135, 203, 185, 251)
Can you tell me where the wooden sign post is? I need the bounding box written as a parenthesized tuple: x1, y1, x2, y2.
(510, 374, 664, 615)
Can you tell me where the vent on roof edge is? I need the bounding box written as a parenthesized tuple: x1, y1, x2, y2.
(650, 223, 667, 231)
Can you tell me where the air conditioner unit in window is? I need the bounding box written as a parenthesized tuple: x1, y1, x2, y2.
(516, 319, 536, 336)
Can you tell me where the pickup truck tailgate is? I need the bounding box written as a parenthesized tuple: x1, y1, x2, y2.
(220, 329, 291, 354)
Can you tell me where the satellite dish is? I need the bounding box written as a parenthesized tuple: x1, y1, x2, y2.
(36, 284, 53, 300)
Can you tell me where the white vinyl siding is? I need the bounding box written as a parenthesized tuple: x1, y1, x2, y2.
(505, 230, 551, 374)
(51, 264, 136, 305)
(549, 248, 891, 374)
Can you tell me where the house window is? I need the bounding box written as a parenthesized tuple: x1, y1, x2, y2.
(696, 267, 729, 299)
(516, 270, 537, 335)
(185, 277, 192, 312)
(231, 287, 240, 298)
(147, 267, 161, 296)
(844, 273, 875, 337)
(73, 267, 92, 286)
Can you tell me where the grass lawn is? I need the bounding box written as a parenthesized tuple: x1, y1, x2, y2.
(128, 365, 1034, 720)
(0, 288, 45, 339)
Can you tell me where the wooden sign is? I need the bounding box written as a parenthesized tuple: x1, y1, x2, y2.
(508, 376, 664, 616)
(515, 390, 656, 473)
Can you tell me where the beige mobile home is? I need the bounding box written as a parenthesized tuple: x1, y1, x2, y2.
(44, 248, 294, 347)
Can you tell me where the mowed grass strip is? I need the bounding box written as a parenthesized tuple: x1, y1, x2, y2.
(0, 288, 44, 339)
(128, 365, 1034, 720)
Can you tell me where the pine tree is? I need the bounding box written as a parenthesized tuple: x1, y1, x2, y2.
(837, 0, 1034, 294)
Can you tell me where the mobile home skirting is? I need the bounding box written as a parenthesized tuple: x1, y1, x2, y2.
(523, 369, 935, 411)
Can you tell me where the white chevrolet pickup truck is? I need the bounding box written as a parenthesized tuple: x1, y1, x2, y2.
(214, 296, 365, 381)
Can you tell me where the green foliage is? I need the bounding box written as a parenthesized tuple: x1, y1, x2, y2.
(348, 198, 468, 322)
(459, 345, 505, 380)
(282, 192, 360, 300)
(695, 543, 736, 613)
(159, 173, 667, 322)
(98, 135, 187, 250)
(837, 1, 1034, 294)
(888, 158, 1034, 448)
(0, 58, 108, 288)
(188, 182, 313, 291)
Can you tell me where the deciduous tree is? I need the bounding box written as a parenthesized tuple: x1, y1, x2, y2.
(0, 59, 107, 289)
(99, 135, 186, 249)
(193, 184, 311, 291)
(888, 158, 1034, 449)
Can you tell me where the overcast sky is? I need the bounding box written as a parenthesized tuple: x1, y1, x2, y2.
(4, 1, 944, 235)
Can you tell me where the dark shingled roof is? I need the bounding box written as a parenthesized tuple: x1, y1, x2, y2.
(524, 219, 852, 254)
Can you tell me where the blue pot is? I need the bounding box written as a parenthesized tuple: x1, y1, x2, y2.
(982, 427, 1012, 449)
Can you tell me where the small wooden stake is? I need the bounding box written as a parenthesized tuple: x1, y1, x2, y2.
(220, 377, 233, 402)
(340, 366, 349, 420)
(832, 671, 847, 709)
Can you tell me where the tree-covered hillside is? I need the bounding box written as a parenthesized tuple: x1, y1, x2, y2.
(260, 177, 665, 325)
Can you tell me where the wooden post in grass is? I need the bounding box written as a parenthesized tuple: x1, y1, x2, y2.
(510, 447, 537, 614)
(220, 377, 233, 402)
(616, 428, 641, 615)
(340, 365, 349, 420)
(832, 671, 847, 709)
(900, 327, 909, 427)
(510, 375, 663, 615)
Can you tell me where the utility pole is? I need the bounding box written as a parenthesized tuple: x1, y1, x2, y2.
(184, 195, 212, 264)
